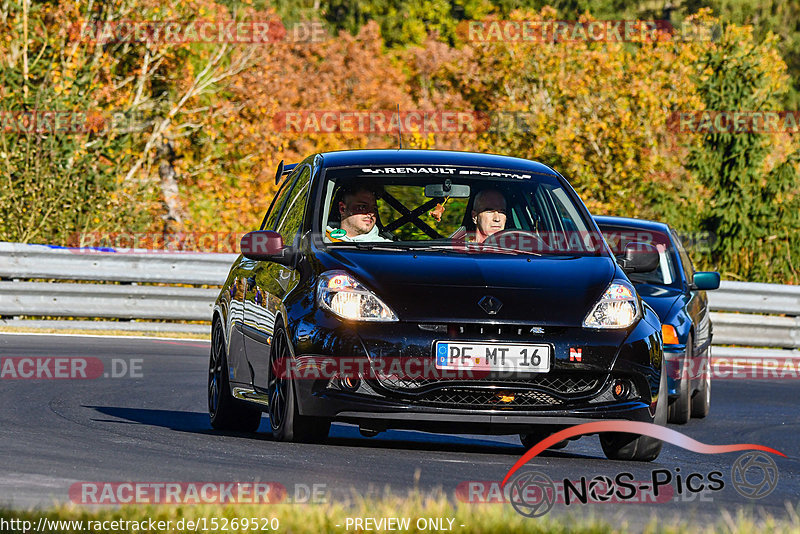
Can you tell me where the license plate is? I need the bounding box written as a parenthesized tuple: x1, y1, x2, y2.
(434, 342, 551, 372)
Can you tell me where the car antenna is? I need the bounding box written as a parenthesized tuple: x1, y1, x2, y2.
(396, 104, 403, 150)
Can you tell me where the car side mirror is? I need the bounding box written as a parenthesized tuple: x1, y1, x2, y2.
(240, 230, 295, 266)
(619, 242, 659, 273)
(691, 271, 720, 290)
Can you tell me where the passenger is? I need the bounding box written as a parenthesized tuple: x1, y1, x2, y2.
(326, 185, 391, 242)
(470, 189, 507, 243)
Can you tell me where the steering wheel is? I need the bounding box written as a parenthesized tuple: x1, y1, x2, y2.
(481, 229, 550, 253)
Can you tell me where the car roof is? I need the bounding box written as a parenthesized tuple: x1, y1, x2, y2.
(317, 149, 560, 176)
(593, 215, 673, 234)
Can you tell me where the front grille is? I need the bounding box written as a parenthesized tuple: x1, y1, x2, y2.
(411, 388, 561, 408)
(375, 372, 600, 396)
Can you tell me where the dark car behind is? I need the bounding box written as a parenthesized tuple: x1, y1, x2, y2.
(595, 216, 720, 424)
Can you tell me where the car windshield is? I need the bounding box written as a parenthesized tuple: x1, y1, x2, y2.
(597, 224, 681, 288)
(317, 165, 603, 256)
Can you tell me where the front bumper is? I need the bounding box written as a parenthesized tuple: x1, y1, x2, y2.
(298, 386, 655, 434)
(287, 308, 663, 433)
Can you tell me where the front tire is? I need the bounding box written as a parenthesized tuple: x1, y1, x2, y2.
(691, 348, 711, 418)
(600, 362, 667, 461)
(668, 334, 692, 424)
(209, 320, 262, 432)
(268, 326, 331, 443)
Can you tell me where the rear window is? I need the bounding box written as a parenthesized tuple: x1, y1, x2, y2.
(598, 224, 681, 288)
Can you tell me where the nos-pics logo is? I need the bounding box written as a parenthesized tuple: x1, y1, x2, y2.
(502, 421, 783, 518)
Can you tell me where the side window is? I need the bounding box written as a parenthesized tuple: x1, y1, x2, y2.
(531, 185, 561, 234)
(551, 187, 587, 233)
(672, 231, 695, 284)
(261, 168, 302, 231)
(275, 166, 312, 245)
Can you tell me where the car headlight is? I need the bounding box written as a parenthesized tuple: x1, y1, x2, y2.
(317, 271, 398, 322)
(583, 281, 639, 329)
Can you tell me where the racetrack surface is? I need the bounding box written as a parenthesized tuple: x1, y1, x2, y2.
(1, 333, 797, 527)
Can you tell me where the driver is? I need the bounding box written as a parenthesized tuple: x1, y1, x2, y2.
(325, 185, 392, 242)
(470, 189, 507, 243)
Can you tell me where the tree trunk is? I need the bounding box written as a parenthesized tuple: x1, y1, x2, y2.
(157, 140, 185, 225)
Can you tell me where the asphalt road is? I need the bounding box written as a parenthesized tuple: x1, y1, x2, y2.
(1, 333, 797, 529)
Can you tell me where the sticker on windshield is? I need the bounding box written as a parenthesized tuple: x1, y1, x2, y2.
(359, 167, 532, 179)
(458, 169, 531, 179)
(362, 167, 457, 174)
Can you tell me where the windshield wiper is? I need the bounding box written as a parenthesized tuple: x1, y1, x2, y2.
(346, 242, 412, 252)
(403, 243, 544, 256)
(475, 245, 543, 256)
(404, 244, 460, 253)
(336, 243, 460, 254)
(335, 242, 544, 256)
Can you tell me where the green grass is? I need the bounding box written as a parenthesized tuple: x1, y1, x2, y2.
(1, 494, 798, 533)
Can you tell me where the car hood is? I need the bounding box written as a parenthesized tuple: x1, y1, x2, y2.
(633, 283, 683, 322)
(320, 249, 617, 325)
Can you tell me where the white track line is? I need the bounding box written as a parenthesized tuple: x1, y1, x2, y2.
(0, 331, 210, 342)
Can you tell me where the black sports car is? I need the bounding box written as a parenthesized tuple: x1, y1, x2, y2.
(209, 149, 667, 460)
(595, 216, 720, 424)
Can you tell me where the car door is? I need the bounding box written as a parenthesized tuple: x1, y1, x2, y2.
(231, 166, 302, 386)
(243, 164, 312, 392)
(225, 259, 251, 387)
(672, 230, 711, 379)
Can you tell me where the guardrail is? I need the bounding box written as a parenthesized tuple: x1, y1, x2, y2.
(710, 312, 800, 348)
(0, 242, 236, 285)
(0, 243, 798, 358)
(708, 281, 800, 316)
(708, 281, 800, 360)
(0, 242, 234, 334)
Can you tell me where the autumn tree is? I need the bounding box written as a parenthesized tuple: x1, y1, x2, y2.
(0, 0, 278, 245)
(411, 9, 707, 217)
(0, 1, 151, 244)
(688, 25, 800, 282)
(181, 20, 416, 233)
